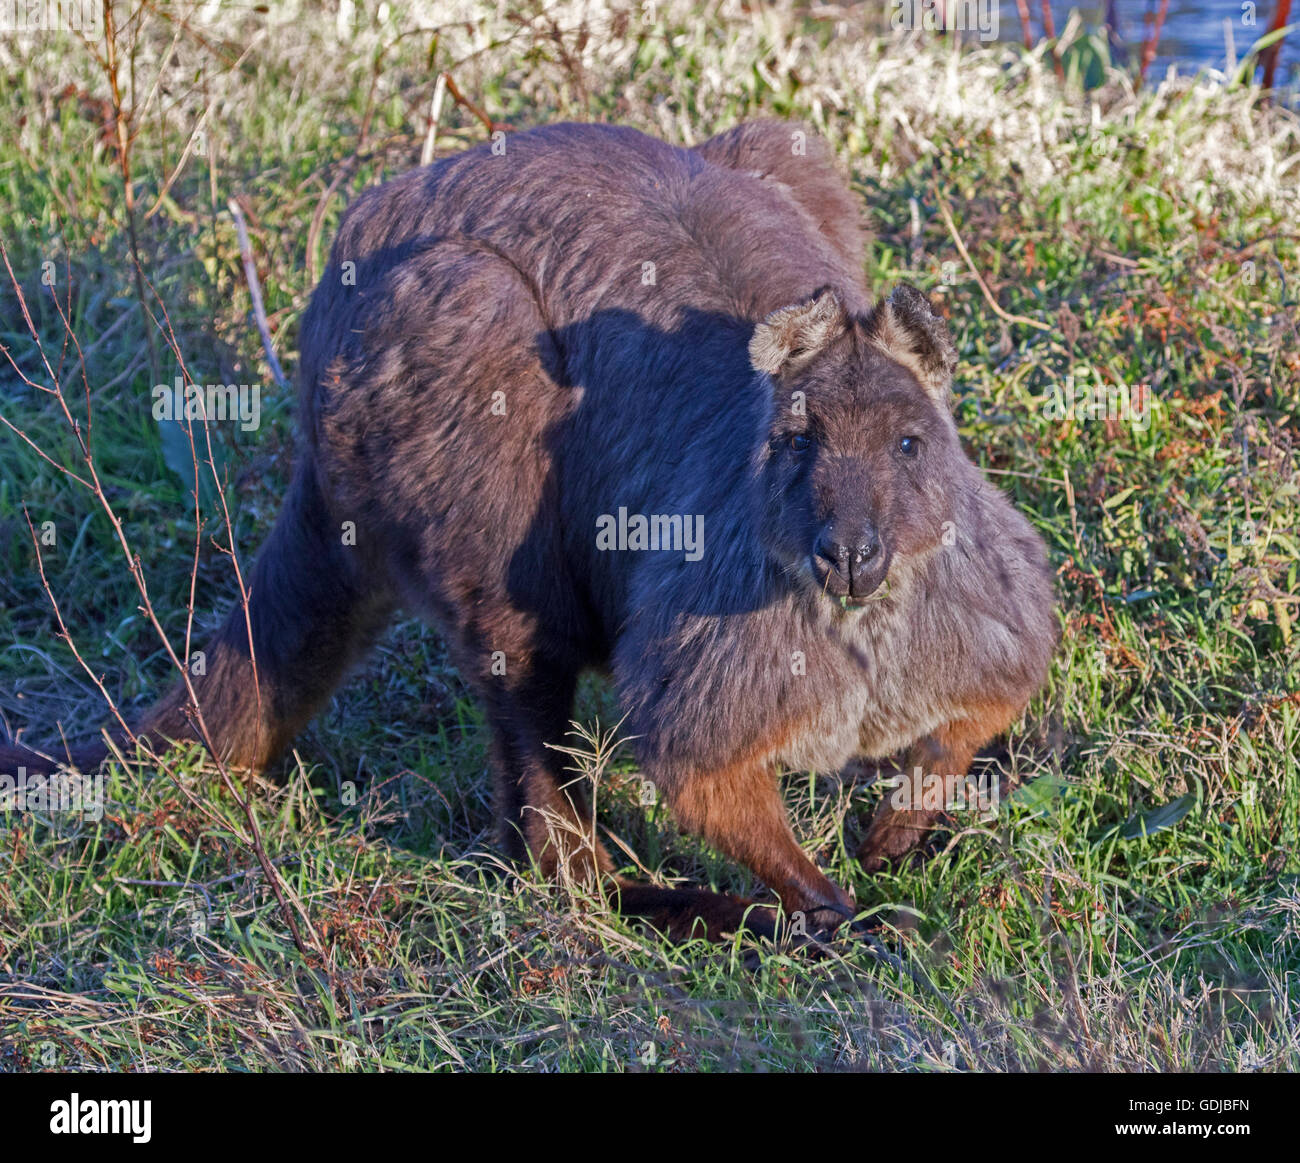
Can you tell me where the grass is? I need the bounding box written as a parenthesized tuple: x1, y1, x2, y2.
(0, 1, 1297, 1071)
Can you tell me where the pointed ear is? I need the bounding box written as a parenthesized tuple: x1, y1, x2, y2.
(868, 283, 957, 407)
(748, 287, 848, 377)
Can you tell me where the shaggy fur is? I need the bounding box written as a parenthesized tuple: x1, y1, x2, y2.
(2, 121, 1057, 940)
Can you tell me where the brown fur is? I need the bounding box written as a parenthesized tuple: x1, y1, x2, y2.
(2, 121, 1058, 942)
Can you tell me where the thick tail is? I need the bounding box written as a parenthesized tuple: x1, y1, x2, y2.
(610, 881, 782, 943)
(1, 459, 392, 778)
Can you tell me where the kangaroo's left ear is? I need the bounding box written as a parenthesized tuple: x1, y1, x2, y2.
(867, 284, 957, 408)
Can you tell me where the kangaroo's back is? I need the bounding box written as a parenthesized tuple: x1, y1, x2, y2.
(296, 121, 869, 634)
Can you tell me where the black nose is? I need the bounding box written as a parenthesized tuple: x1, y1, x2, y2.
(815, 525, 881, 589)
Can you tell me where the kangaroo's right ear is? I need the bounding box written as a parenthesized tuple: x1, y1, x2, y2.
(748, 286, 847, 377)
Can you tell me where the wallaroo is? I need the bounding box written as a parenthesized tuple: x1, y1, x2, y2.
(2, 121, 1057, 941)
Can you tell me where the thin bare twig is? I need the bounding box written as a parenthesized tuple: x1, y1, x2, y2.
(145, 107, 209, 219)
(1039, 0, 1066, 81)
(442, 71, 510, 136)
(227, 197, 289, 393)
(932, 187, 1052, 332)
(20, 507, 138, 749)
(102, 0, 160, 385)
(1, 238, 322, 967)
(420, 71, 448, 166)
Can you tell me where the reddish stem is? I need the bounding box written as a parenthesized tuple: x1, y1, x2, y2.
(1261, 0, 1293, 90)
(1039, 0, 1066, 81)
(1015, 0, 1033, 49)
(1138, 0, 1171, 86)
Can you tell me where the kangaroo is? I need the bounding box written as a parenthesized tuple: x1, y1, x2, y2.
(2, 121, 1057, 940)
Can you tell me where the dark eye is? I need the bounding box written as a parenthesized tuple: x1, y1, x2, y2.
(789, 434, 812, 453)
(898, 435, 920, 458)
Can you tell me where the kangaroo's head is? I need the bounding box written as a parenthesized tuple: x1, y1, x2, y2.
(750, 283, 963, 610)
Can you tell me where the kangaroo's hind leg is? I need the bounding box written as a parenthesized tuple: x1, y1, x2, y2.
(480, 657, 615, 886)
(1, 455, 396, 778)
(143, 458, 396, 772)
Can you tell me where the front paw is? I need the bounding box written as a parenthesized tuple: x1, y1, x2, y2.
(856, 805, 938, 873)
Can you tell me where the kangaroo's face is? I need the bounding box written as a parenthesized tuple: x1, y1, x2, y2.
(750, 284, 962, 609)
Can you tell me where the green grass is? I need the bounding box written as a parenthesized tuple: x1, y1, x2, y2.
(0, 1, 1297, 1071)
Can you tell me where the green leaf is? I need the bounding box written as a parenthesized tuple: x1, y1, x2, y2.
(158, 418, 224, 508)
(1060, 33, 1110, 92)
(1230, 24, 1300, 87)
(1009, 774, 1071, 814)
(1116, 791, 1198, 840)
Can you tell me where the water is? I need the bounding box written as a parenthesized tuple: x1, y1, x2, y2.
(993, 1, 1298, 90)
